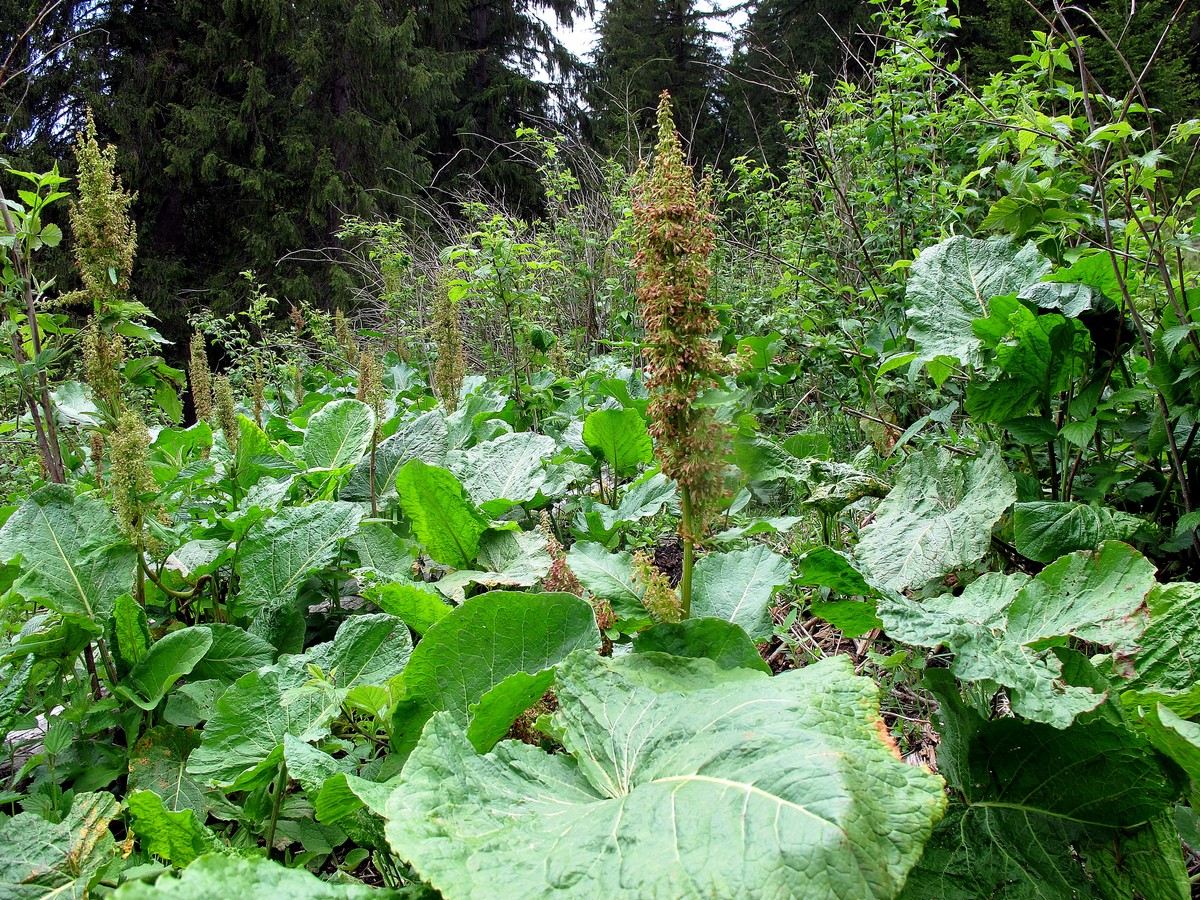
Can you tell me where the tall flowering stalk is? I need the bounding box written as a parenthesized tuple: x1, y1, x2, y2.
(633, 92, 728, 617)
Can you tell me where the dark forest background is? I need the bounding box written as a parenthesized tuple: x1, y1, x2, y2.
(3, 0, 1197, 348)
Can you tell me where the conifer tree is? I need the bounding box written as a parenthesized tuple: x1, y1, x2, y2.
(587, 0, 726, 160)
(413, 0, 586, 205)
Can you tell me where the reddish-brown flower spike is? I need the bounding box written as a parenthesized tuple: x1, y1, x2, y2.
(633, 92, 728, 546)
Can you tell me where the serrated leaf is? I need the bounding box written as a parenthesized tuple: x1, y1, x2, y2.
(854, 446, 1015, 594)
(906, 235, 1050, 365)
(386, 652, 946, 899)
(582, 407, 653, 475)
(127, 790, 222, 867)
(396, 460, 488, 568)
(881, 542, 1155, 726)
(690, 545, 792, 639)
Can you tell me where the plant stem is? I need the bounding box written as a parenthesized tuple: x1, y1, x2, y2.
(264, 760, 288, 859)
(680, 487, 694, 618)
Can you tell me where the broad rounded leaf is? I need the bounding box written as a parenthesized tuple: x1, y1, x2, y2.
(303, 399, 375, 470)
(1013, 501, 1145, 563)
(396, 460, 488, 568)
(341, 409, 448, 501)
(0, 485, 136, 625)
(390, 591, 598, 754)
(116, 626, 214, 711)
(582, 407, 653, 475)
(633, 618, 770, 672)
(0, 792, 121, 898)
(126, 790, 222, 867)
(905, 670, 1186, 897)
(235, 501, 363, 617)
(454, 431, 557, 514)
(881, 542, 1156, 726)
(906, 235, 1049, 365)
(191, 623, 276, 682)
(1131, 582, 1200, 692)
(691, 545, 792, 639)
(854, 446, 1015, 594)
(386, 652, 946, 899)
(127, 726, 210, 817)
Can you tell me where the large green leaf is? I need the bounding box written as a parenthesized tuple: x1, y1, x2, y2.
(126, 790, 222, 867)
(632, 618, 771, 672)
(452, 431, 557, 515)
(0, 485, 135, 626)
(235, 501, 363, 617)
(965, 306, 1093, 422)
(303, 399, 375, 470)
(187, 614, 411, 788)
(112, 854, 388, 898)
(390, 591, 598, 755)
(186, 666, 342, 789)
(853, 446, 1015, 594)
(906, 235, 1049, 366)
(396, 460, 488, 568)
(1130, 582, 1200, 692)
(572, 471, 677, 545)
(880, 542, 1156, 726)
(582, 407, 653, 475)
(367, 581, 452, 634)
(301, 613, 413, 689)
(386, 652, 946, 899)
(341, 409, 447, 502)
(127, 726, 211, 817)
(690, 545, 792, 639)
(564, 541, 644, 619)
(0, 792, 121, 899)
(903, 670, 1185, 898)
(190, 623, 275, 682)
(116, 626, 214, 710)
(1013, 500, 1145, 563)
(432, 529, 551, 602)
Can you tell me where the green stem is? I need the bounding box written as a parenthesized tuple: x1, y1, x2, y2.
(264, 760, 288, 859)
(680, 487, 694, 618)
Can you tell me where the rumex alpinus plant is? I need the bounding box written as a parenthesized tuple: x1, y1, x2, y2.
(189, 332, 213, 422)
(63, 110, 136, 314)
(633, 91, 728, 616)
(430, 270, 465, 412)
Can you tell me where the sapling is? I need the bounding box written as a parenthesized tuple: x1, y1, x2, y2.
(633, 92, 728, 617)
